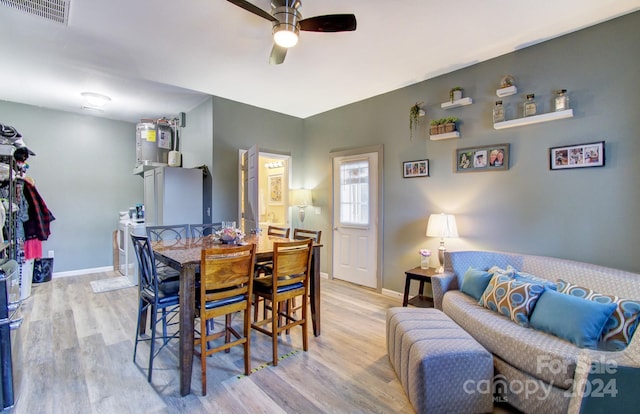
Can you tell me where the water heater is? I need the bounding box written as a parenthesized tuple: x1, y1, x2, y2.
(135, 120, 173, 165)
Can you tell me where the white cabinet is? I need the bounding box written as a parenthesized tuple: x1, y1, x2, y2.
(143, 167, 203, 226)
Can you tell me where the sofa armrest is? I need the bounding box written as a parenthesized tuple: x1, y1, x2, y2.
(430, 271, 458, 311)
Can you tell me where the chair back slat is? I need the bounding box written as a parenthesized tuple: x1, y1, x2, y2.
(293, 228, 322, 243)
(191, 222, 222, 238)
(267, 225, 290, 238)
(146, 224, 189, 242)
(131, 234, 157, 292)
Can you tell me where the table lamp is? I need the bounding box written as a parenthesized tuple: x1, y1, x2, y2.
(291, 188, 312, 223)
(426, 213, 458, 273)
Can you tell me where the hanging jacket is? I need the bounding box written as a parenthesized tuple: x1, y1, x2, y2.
(22, 179, 55, 241)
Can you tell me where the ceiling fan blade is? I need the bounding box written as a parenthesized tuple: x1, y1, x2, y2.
(299, 14, 357, 32)
(269, 44, 287, 65)
(226, 0, 278, 23)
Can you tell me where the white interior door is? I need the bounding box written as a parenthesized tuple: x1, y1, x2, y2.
(332, 152, 378, 288)
(241, 144, 259, 233)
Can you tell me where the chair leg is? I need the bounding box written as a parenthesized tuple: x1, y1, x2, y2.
(224, 314, 232, 353)
(200, 313, 208, 396)
(148, 304, 159, 382)
(272, 300, 279, 366)
(133, 299, 146, 363)
(302, 296, 308, 352)
(243, 309, 251, 376)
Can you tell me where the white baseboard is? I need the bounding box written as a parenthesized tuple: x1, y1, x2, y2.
(382, 288, 402, 298)
(53, 266, 114, 278)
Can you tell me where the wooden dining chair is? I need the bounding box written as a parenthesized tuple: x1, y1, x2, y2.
(253, 225, 291, 320)
(195, 244, 256, 396)
(131, 234, 180, 383)
(251, 238, 312, 366)
(190, 222, 222, 238)
(286, 228, 322, 330)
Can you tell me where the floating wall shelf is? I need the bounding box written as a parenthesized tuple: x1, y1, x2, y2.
(496, 85, 517, 97)
(493, 109, 574, 130)
(441, 97, 473, 109)
(430, 131, 460, 141)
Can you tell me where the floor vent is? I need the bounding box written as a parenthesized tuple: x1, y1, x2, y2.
(0, 0, 70, 25)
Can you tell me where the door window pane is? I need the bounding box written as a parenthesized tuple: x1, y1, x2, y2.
(339, 159, 369, 226)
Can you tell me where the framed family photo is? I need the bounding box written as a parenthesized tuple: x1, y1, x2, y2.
(549, 141, 605, 170)
(455, 143, 509, 173)
(403, 159, 429, 178)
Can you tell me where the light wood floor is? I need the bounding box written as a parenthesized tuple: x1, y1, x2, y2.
(13, 272, 415, 414)
(13, 272, 518, 414)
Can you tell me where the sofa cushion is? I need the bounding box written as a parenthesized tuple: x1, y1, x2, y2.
(443, 290, 581, 389)
(460, 267, 493, 300)
(556, 279, 640, 351)
(530, 289, 616, 349)
(479, 274, 544, 327)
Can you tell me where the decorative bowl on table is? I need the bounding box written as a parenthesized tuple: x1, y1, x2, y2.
(216, 227, 245, 244)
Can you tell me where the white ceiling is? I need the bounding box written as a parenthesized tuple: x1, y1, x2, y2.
(1, 0, 638, 123)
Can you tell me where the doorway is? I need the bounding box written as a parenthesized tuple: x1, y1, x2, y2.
(239, 146, 291, 233)
(331, 146, 383, 289)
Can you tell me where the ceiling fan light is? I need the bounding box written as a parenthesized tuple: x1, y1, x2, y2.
(273, 24, 299, 48)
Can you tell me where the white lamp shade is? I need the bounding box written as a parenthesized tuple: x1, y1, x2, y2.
(291, 188, 312, 207)
(426, 213, 458, 238)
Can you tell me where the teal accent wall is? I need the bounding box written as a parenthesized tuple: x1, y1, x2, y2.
(303, 11, 640, 292)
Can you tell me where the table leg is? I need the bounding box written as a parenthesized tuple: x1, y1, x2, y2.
(402, 275, 411, 306)
(419, 280, 425, 297)
(310, 245, 321, 336)
(179, 264, 196, 396)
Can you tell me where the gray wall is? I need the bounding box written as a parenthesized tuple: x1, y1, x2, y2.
(303, 11, 640, 292)
(209, 96, 304, 222)
(1, 12, 637, 286)
(0, 101, 140, 272)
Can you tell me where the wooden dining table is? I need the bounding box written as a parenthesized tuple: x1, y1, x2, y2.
(151, 234, 322, 396)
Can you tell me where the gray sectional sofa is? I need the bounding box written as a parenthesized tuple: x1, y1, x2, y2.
(426, 251, 640, 413)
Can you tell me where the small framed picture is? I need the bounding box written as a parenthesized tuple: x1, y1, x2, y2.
(268, 173, 283, 204)
(403, 159, 429, 178)
(455, 143, 509, 173)
(549, 141, 605, 170)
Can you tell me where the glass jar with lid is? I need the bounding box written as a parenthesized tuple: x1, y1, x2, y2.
(554, 89, 569, 111)
(493, 100, 505, 123)
(523, 94, 537, 117)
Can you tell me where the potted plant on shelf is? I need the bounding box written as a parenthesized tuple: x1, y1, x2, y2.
(449, 87, 463, 102)
(445, 117, 458, 133)
(409, 102, 425, 140)
(429, 119, 439, 135)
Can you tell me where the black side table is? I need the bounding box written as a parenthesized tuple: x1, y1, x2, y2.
(403, 267, 437, 307)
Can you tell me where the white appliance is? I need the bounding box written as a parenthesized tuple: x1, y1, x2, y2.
(117, 219, 146, 285)
(143, 166, 203, 226)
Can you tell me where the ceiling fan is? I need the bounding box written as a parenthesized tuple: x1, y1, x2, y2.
(226, 0, 357, 64)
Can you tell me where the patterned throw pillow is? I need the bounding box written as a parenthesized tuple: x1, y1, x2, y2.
(557, 279, 640, 351)
(487, 265, 516, 277)
(513, 270, 558, 291)
(480, 275, 545, 327)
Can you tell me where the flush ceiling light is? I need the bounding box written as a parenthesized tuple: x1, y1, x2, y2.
(81, 92, 111, 107)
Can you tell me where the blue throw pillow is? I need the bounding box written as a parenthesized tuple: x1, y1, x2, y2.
(460, 267, 493, 300)
(530, 289, 617, 349)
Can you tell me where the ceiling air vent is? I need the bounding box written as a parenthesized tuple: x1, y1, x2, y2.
(0, 0, 70, 25)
